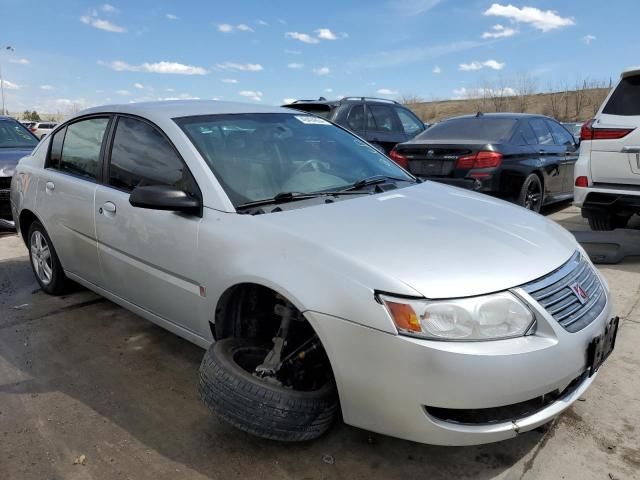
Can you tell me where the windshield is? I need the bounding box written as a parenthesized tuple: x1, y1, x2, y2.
(175, 113, 413, 206)
(415, 117, 517, 143)
(0, 120, 39, 149)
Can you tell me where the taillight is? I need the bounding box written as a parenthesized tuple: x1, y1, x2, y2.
(455, 151, 502, 170)
(575, 176, 589, 187)
(580, 119, 634, 140)
(389, 149, 408, 168)
(29, 126, 37, 132)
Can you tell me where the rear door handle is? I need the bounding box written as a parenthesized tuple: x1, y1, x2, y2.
(45, 181, 55, 192)
(100, 202, 116, 215)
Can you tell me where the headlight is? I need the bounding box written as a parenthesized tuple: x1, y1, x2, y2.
(380, 292, 535, 341)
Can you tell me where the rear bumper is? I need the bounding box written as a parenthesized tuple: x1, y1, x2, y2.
(422, 174, 499, 193)
(575, 184, 640, 214)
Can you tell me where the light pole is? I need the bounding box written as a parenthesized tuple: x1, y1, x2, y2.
(0, 46, 15, 116)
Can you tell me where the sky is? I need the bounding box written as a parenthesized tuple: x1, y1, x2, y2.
(0, 0, 638, 115)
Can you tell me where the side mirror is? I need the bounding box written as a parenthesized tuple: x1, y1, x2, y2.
(129, 185, 201, 215)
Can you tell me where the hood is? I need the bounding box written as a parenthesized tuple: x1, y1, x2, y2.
(0, 148, 33, 175)
(260, 182, 577, 299)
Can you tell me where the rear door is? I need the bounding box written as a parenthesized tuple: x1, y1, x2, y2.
(546, 119, 579, 193)
(365, 104, 404, 152)
(94, 115, 205, 336)
(590, 73, 640, 185)
(529, 118, 564, 196)
(36, 116, 111, 286)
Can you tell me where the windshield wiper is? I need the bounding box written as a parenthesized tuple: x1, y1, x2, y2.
(236, 190, 367, 210)
(344, 175, 416, 191)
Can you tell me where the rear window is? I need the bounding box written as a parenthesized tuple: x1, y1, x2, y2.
(415, 117, 517, 142)
(603, 75, 640, 116)
(285, 104, 334, 120)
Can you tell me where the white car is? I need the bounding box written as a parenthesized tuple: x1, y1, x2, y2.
(11, 101, 617, 445)
(574, 66, 640, 230)
(28, 122, 57, 140)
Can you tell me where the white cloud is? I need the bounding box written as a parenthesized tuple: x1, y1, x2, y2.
(239, 90, 263, 101)
(283, 98, 296, 104)
(285, 32, 319, 44)
(1, 80, 21, 90)
(459, 59, 505, 71)
(482, 24, 517, 39)
(134, 82, 144, 89)
(166, 13, 178, 20)
(40, 85, 55, 90)
(99, 60, 208, 75)
(216, 62, 263, 72)
(484, 4, 574, 32)
(316, 28, 338, 40)
(101, 4, 119, 13)
(287, 63, 304, 69)
(452, 86, 516, 100)
(313, 66, 330, 76)
(256, 19, 268, 26)
(433, 65, 441, 74)
(221, 78, 238, 84)
(10, 58, 30, 65)
(284, 49, 302, 55)
(583, 34, 596, 45)
(377, 88, 399, 95)
(218, 23, 254, 33)
(324, 88, 334, 93)
(80, 15, 125, 33)
(277, 19, 287, 25)
(389, 0, 443, 16)
(116, 89, 131, 96)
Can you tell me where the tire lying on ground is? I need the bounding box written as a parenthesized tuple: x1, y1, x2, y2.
(199, 337, 339, 442)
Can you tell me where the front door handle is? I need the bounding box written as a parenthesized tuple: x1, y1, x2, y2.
(100, 202, 116, 215)
(45, 181, 55, 192)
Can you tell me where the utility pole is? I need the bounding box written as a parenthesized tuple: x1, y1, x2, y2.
(0, 46, 15, 116)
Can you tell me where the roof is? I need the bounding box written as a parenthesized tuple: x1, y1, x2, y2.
(446, 112, 549, 121)
(73, 100, 290, 123)
(284, 96, 400, 106)
(622, 66, 640, 79)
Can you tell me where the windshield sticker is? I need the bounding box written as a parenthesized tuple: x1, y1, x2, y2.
(295, 115, 331, 125)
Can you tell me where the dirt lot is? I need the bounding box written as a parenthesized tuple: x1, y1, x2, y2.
(0, 204, 639, 480)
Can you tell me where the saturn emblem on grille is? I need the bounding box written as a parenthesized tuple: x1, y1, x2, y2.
(569, 282, 589, 305)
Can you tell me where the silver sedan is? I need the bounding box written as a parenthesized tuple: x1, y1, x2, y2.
(10, 101, 617, 445)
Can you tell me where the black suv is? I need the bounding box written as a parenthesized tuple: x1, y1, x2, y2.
(283, 97, 426, 153)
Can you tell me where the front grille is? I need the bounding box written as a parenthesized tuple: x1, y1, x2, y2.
(0, 177, 11, 189)
(523, 252, 606, 333)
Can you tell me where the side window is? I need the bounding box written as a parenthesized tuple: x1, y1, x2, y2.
(395, 107, 424, 137)
(368, 105, 402, 133)
(546, 120, 575, 146)
(518, 122, 537, 145)
(346, 105, 365, 132)
(48, 126, 66, 168)
(59, 118, 109, 181)
(108, 116, 197, 196)
(529, 119, 553, 145)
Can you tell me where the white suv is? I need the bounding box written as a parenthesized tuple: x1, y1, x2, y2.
(574, 66, 640, 230)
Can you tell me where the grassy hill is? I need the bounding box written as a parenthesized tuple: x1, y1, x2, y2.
(406, 87, 611, 124)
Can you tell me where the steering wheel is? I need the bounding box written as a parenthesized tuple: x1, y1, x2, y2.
(292, 159, 324, 177)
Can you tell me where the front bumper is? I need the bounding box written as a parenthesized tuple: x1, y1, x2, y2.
(0, 178, 15, 229)
(306, 286, 612, 446)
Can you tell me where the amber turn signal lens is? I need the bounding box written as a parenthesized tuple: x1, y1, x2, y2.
(385, 301, 421, 332)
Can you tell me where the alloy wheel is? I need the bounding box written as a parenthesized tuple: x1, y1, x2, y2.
(30, 230, 53, 285)
(524, 181, 542, 211)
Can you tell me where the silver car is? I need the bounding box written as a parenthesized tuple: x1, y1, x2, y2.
(10, 101, 617, 445)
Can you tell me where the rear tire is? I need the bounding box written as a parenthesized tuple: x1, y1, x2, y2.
(517, 174, 544, 212)
(27, 221, 70, 295)
(199, 338, 339, 442)
(586, 211, 631, 231)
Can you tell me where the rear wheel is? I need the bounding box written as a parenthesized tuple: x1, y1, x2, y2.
(517, 174, 544, 212)
(586, 211, 631, 231)
(27, 221, 69, 295)
(199, 337, 338, 442)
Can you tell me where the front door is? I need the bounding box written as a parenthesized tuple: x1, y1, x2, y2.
(529, 118, 563, 197)
(94, 115, 206, 336)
